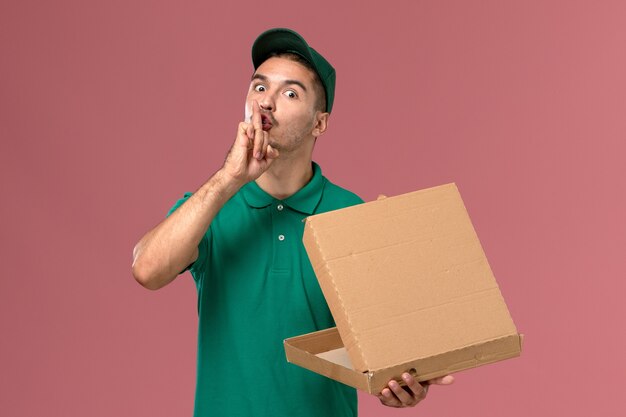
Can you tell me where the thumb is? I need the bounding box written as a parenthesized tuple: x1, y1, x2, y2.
(427, 375, 455, 385)
(266, 145, 279, 159)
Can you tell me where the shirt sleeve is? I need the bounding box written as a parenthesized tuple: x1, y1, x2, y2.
(166, 192, 210, 280)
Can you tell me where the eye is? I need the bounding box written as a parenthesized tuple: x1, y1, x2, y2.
(254, 84, 266, 92)
(284, 90, 297, 99)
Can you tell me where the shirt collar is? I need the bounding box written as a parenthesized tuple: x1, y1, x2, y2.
(242, 162, 325, 214)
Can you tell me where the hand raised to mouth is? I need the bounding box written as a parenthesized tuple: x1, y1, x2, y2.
(222, 99, 280, 185)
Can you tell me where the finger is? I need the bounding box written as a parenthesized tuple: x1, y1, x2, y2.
(245, 123, 254, 148)
(237, 122, 252, 149)
(427, 375, 455, 385)
(388, 380, 414, 406)
(251, 99, 262, 130)
(378, 388, 402, 408)
(251, 101, 264, 159)
(259, 129, 269, 160)
(266, 144, 279, 159)
(402, 373, 427, 400)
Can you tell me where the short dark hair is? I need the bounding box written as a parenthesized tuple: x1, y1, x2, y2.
(267, 52, 327, 112)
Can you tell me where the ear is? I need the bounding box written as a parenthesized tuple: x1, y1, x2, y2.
(311, 112, 330, 138)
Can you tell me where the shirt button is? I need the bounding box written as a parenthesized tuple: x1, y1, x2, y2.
(277, 204, 284, 211)
(278, 234, 285, 241)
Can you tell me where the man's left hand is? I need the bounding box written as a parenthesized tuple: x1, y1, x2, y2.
(378, 373, 455, 408)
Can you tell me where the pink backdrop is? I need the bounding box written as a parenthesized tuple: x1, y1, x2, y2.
(1, 1, 625, 416)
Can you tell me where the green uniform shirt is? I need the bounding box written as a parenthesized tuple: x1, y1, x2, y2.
(168, 163, 363, 417)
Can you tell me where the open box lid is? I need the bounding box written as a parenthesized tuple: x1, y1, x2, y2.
(302, 183, 519, 373)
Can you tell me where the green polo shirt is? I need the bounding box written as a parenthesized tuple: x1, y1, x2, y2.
(168, 162, 363, 417)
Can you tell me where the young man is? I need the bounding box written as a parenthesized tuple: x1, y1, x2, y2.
(132, 28, 453, 417)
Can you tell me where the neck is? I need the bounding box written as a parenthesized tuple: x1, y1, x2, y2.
(256, 156, 314, 200)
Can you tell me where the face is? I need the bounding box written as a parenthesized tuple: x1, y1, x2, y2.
(244, 57, 326, 154)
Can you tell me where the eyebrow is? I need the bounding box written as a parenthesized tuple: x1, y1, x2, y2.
(251, 73, 308, 92)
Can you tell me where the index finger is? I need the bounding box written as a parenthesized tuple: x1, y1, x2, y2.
(401, 373, 427, 399)
(251, 99, 262, 130)
(250, 100, 266, 159)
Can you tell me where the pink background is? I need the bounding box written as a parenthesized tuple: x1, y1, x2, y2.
(1, 1, 625, 416)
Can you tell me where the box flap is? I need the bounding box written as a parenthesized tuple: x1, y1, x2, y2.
(303, 183, 518, 373)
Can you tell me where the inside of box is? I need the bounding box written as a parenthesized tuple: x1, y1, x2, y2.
(316, 347, 355, 370)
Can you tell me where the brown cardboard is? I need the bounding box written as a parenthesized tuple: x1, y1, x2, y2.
(284, 183, 522, 394)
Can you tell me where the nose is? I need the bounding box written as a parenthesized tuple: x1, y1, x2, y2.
(258, 94, 275, 112)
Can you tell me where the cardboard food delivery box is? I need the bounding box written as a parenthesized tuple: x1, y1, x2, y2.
(284, 183, 522, 394)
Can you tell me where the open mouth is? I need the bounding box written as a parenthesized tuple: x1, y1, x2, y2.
(261, 115, 273, 131)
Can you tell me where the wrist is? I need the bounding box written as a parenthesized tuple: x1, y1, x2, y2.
(215, 168, 247, 193)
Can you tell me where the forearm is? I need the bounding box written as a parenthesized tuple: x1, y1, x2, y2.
(133, 101, 277, 289)
(132, 168, 244, 290)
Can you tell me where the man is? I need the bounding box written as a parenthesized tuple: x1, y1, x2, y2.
(132, 28, 453, 416)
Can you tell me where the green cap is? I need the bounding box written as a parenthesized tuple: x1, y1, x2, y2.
(252, 28, 336, 113)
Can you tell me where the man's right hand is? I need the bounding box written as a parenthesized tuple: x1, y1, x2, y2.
(132, 101, 279, 290)
(222, 100, 279, 185)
